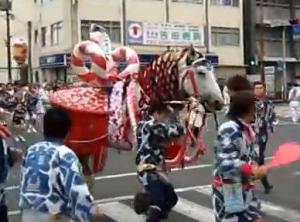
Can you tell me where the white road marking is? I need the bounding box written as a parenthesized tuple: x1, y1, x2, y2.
(100, 202, 145, 222)
(94, 163, 212, 181)
(94, 185, 208, 204)
(173, 197, 214, 222)
(8, 210, 21, 216)
(277, 120, 300, 126)
(292, 171, 300, 176)
(196, 186, 300, 222)
(9, 183, 300, 222)
(4, 157, 273, 192)
(10, 185, 210, 216)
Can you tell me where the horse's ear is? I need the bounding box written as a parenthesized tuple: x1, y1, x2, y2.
(189, 44, 196, 56)
(186, 45, 196, 66)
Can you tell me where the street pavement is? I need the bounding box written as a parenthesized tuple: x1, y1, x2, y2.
(5, 104, 300, 222)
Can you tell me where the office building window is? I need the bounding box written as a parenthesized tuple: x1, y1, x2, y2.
(41, 26, 47, 47)
(211, 27, 240, 46)
(34, 29, 38, 44)
(81, 20, 121, 43)
(50, 21, 63, 45)
(172, 0, 203, 3)
(211, 0, 239, 7)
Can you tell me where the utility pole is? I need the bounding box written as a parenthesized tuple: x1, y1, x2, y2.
(259, 0, 265, 82)
(282, 26, 287, 100)
(165, 0, 170, 50)
(27, 21, 32, 83)
(6, 8, 12, 82)
(165, 0, 169, 23)
(122, 0, 127, 45)
(205, 0, 210, 53)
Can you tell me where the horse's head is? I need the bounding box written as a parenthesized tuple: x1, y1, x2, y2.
(89, 24, 112, 56)
(179, 46, 224, 111)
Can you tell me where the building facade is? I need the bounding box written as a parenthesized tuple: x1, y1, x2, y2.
(244, 0, 300, 98)
(0, 0, 245, 83)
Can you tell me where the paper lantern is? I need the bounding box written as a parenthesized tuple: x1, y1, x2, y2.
(12, 38, 28, 65)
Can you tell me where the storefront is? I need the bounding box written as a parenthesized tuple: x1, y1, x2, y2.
(39, 53, 71, 83)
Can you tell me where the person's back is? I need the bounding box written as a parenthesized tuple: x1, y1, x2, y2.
(20, 140, 91, 220)
(19, 107, 103, 222)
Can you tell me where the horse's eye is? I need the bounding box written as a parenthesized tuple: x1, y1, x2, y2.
(197, 69, 206, 75)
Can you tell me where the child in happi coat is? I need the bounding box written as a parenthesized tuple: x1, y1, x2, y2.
(134, 102, 185, 222)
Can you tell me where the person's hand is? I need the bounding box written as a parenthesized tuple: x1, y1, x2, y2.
(10, 148, 23, 163)
(0, 125, 11, 138)
(92, 204, 104, 217)
(252, 165, 268, 180)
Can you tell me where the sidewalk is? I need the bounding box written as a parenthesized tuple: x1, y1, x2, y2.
(275, 104, 290, 118)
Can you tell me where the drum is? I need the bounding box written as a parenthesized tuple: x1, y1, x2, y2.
(50, 87, 109, 173)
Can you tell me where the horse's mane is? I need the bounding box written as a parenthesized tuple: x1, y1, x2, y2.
(137, 48, 190, 106)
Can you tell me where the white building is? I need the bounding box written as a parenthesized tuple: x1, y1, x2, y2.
(0, 0, 244, 83)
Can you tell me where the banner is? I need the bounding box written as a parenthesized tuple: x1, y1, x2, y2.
(127, 20, 204, 47)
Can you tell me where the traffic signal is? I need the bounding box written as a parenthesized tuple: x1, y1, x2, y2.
(290, 18, 300, 25)
(248, 55, 258, 74)
(249, 56, 257, 66)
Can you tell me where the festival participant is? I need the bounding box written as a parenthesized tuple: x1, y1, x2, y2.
(187, 96, 206, 147)
(212, 91, 267, 222)
(19, 107, 103, 222)
(12, 102, 27, 128)
(134, 102, 185, 222)
(222, 86, 230, 114)
(253, 81, 276, 194)
(226, 75, 253, 95)
(35, 84, 48, 132)
(288, 84, 300, 123)
(0, 122, 23, 222)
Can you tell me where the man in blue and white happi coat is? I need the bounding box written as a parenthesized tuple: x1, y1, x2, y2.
(19, 107, 103, 222)
(253, 81, 277, 194)
(133, 102, 185, 222)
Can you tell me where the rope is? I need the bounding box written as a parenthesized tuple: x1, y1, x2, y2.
(68, 134, 108, 144)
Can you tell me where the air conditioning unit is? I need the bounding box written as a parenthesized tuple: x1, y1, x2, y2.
(0, 0, 11, 11)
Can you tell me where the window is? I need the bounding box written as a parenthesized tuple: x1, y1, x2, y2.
(34, 29, 38, 44)
(211, 27, 240, 46)
(41, 27, 47, 47)
(211, 0, 239, 7)
(50, 21, 63, 45)
(172, 0, 203, 3)
(81, 20, 121, 43)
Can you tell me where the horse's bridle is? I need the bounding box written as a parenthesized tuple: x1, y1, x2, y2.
(180, 57, 211, 97)
(179, 59, 220, 129)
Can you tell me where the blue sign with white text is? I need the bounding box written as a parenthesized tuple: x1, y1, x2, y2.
(293, 24, 300, 40)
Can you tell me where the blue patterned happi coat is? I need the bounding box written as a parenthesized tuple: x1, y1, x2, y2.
(212, 118, 262, 222)
(254, 99, 276, 146)
(19, 140, 94, 222)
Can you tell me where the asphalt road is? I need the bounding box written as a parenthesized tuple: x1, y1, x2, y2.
(5, 105, 300, 222)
